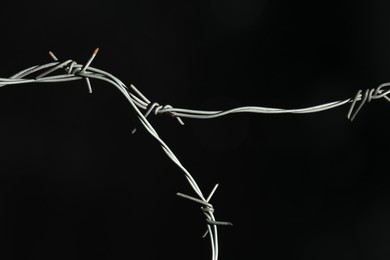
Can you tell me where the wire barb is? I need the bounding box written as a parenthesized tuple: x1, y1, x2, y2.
(82, 48, 99, 72)
(48, 51, 58, 61)
(79, 48, 100, 93)
(347, 83, 390, 121)
(177, 183, 232, 241)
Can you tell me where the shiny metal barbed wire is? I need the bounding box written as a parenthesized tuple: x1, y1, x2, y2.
(1, 49, 390, 260)
(0, 49, 231, 260)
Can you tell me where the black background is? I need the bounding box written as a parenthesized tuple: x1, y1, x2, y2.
(1, 1, 390, 259)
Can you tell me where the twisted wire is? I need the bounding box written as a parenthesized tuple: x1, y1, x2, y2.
(1, 49, 390, 260)
(0, 49, 229, 260)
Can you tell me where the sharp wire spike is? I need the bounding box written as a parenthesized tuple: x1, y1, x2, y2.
(79, 48, 100, 93)
(86, 78, 93, 93)
(207, 184, 219, 202)
(206, 219, 233, 226)
(176, 192, 212, 207)
(177, 117, 185, 125)
(49, 51, 58, 61)
(82, 47, 99, 72)
(347, 89, 361, 120)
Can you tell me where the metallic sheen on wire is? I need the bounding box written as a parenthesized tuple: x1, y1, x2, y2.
(1, 49, 389, 260)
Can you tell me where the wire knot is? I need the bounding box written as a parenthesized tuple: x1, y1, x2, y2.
(176, 184, 232, 238)
(201, 205, 215, 214)
(47, 48, 99, 94)
(131, 101, 184, 134)
(347, 82, 390, 121)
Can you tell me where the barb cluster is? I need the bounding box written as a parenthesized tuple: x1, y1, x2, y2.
(347, 83, 390, 121)
(1, 48, 390, 260)
(132, 101, 184, 134)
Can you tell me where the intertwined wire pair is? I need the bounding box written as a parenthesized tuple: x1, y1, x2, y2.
(1, 48, 389, 260)
(0, 48, 231, 260)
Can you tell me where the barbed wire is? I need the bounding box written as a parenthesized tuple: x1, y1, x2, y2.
(0, 48, 389, 260)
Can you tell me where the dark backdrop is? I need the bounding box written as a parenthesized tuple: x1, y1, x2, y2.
(1, 1, 390, 259)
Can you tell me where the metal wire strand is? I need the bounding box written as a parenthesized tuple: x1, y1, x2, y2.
(1, 49, 390, 260)
(0, 50, 226, 260)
